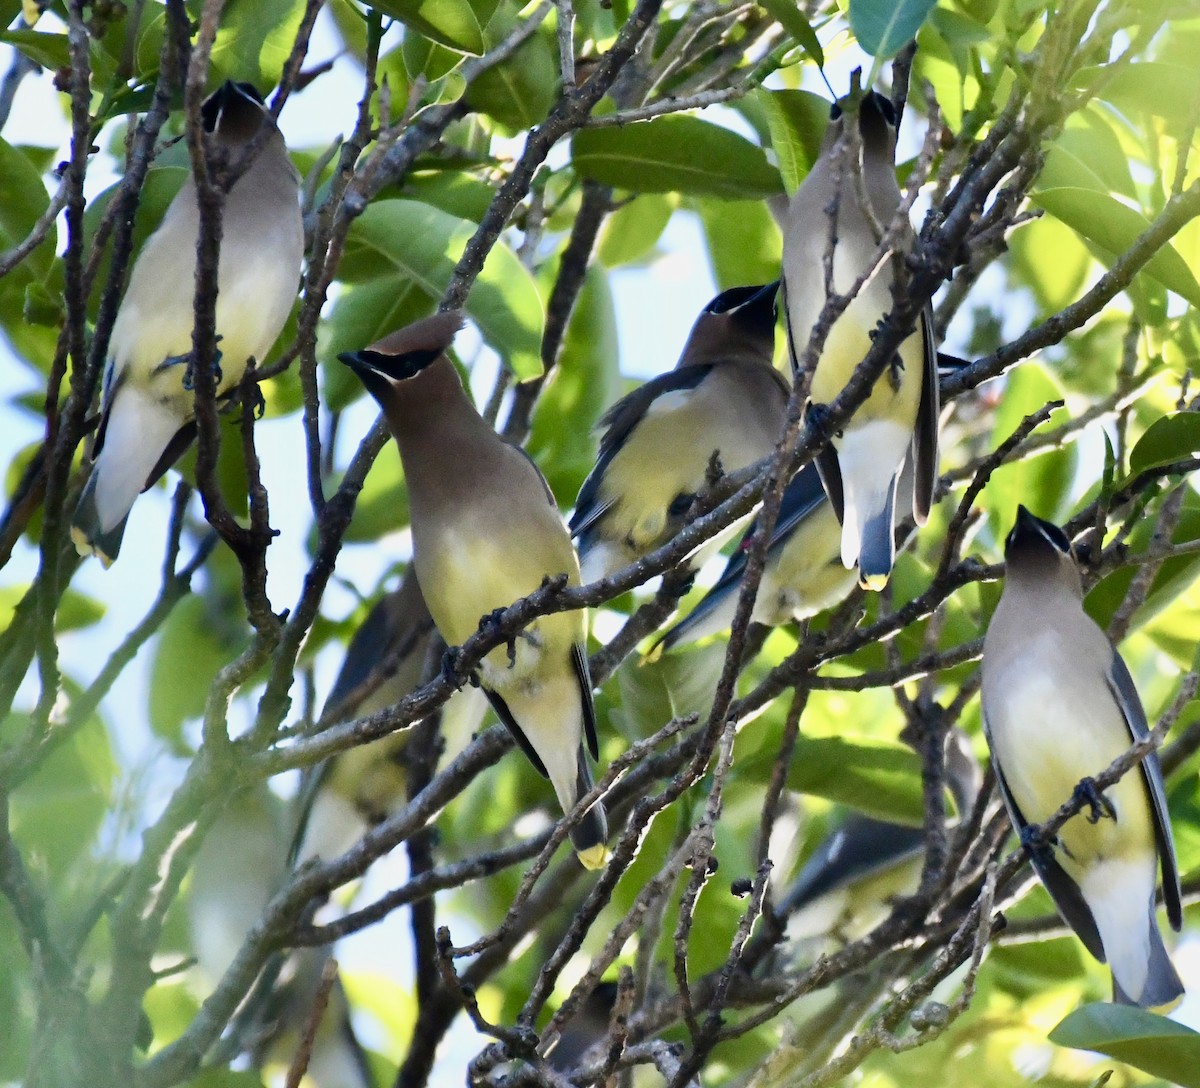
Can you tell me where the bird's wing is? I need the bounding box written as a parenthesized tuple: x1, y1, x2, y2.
(911, 302, 940, 523)
(988, 748, 1107, 962)
(661, 465, 828, 648)
(570, 364, 716, 537)
(572, 642, 599, 760)
(1107, 649, 1182, 930)
(483, 688, 549, 778)
(785, 814, 924, 911)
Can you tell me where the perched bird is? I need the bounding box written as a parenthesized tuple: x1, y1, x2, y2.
(981, 506, 1183, 1009)
(653, 463, 853, 653)
(292, 569, 488, 864)
(545, 981, 619, 1073)
(570, 283, 790, 582)
(289, 570, 435, 867)
(780, 728, 982, 942)
(781, 90, 939, 590)
(72, 81, 303, 565)
(188, 788, 372, 1088)
(339, 312, 607, 869)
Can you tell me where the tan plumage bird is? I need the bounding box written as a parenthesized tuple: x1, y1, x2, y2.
(781, 90, 938, 590)
(982, 506, 1183, 1009)
(653, 463, 852, 653)
(72, 81, 303, 565)
(570, 283, 789, 582)
(339, 312, 607, 869)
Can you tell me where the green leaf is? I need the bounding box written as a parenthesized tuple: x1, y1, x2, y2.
(1007, 212, 1091, 314)
(340, 200, 545, 379)
(1127, 412, 1200, 477)
(372, 0, 496, 55)
(0, 138, 55, 288)
(848, 0, 938, 60)
(595, 194, 677, 267)
(755, 87, 829, 193)
(149, 595, 247, 752)
(0, 29, 69, 70)
(1050, 1003, 1200, 1087)
(210, 0, 309, 88)
(694, 195, 782, 288)
(757, 0, 824, 64)
(527, 266, 621, 504)
(984, 363, 1075, 537)
(5, 703, 115, 879)
(340, 450, 410, 545)
(783, 734, 925, 823)
(1077, 62, 1200, 128)
(571, 116, 783, 200)
(1031, 187, 1200, 309)
(399, 171, 495, 223)
(1039, 112, 1137, 202)
(463, 14, 555, 132)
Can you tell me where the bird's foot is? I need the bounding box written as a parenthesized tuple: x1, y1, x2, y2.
(887, 350, 905, 392)
(478, 607, 521, 668)
(1018, 824, 1055, 861)
(668, 490, 698, 518)
(441, 645, 478, 687)
(162, 344, 225, 392)
(806, 402, 841, 440)
(1073, 777, 1116, 824)
(243, 380, 266, 419)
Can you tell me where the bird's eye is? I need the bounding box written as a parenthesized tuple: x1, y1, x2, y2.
(872, 92, 897, 126)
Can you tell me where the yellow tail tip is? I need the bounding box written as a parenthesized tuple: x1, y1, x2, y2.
(69, 526, 113, 567)
(576, 843, 609, 871)
(641, 642, 665, 665)
(1147, 993, 1185, 1015)
(859, 571, 889, 592)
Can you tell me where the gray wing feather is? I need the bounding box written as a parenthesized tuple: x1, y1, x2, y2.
(911, 303, 939, 523)
(983, 715, 1106, 961)
(1106, 649, 1182, 930)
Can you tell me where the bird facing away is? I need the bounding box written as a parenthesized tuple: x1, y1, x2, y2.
(781, 90, 939, 590)
(780, 727, 982, 942)
(981, 506, 1183, 1009)
(653, 462, 854, 653)
(339, 312, 607, 870)
(570, 283, 790, 583)
(71, 81, 304, 566)
(291, 568, 488, 865)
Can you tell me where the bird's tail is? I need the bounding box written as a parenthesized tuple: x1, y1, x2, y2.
(851, 475, 897, 591)
(71, 388, 182, 566)
(833, 422, 909, 590)
(1112, 908, 1185, 1011)
(570, 747, 608, 871)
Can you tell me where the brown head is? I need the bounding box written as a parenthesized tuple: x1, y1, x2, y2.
(1002, 505, 1083, 599)
(201, 81, 275, 148)
(675, 281, 779, 369)
(338, 310, 466, 408)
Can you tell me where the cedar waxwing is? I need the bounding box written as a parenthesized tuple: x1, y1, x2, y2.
(981, 506, 1183, 1009)
(545, 981, 618, 1073)
(653, 463, 854, 652)
(72, 81, 304, 565)
(781, 90, 939, 591)
(292, 571, 487, 865)
(570, 283, 790, 582)
(781, 728, 981, 941)
(188, 788, 371, 1088)
(288, 571, 435, 868)
(339, 312, 608, 870)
